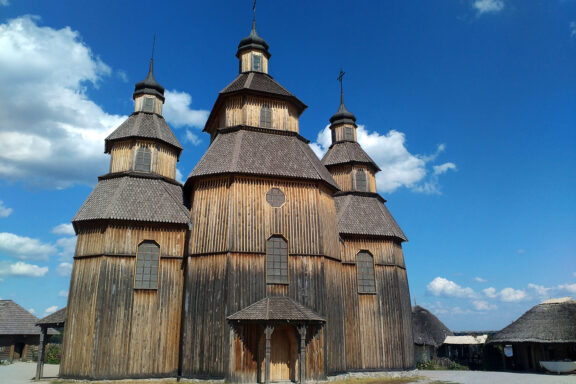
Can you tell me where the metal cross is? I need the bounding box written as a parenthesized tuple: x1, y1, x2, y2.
(337, 69, 345, 104)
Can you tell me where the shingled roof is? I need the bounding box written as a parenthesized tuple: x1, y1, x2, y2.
(412, 305, 453, 347)
(322, 141, 380, 171)
(105, 113, 182, 154)
(227, 296, 325, 322)
(188, 129, 339, 190)
(334, 193, 407, 241)
(0, 300, 57, 336)
(489, 297, 576, 344)
(36, 307, 66, 327)
(221, 72, 294, 98)
(73, 175, 190, 226)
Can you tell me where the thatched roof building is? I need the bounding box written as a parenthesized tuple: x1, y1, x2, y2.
(488, 297, 576, 371)
(412, 305, 452, 363)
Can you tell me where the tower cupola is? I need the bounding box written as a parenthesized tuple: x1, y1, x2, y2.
(236, 21, 271, 74)
(329, 70, 358, 144)
(133, 59, 165, 114)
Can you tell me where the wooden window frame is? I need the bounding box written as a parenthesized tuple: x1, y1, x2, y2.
(356, 168, 367, 192)
(266, 188, 285, 208)
(356, 251, 376, 294)
(134, 240, 160, 290)
(252, 54, 262, 72)
(266, 235, 289, 285)
(142, 97, 156, 113)
(344, 126, 354, 141)
(134, 145, 152, 172)
(260, 104, 272, 128)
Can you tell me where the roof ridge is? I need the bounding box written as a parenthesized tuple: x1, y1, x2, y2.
(298, 140, 337, 188)
(231, 130, 244, 172)
(245, 72, 255, 88)
(158, 179, 191, 222)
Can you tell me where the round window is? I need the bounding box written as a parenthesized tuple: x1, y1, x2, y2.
(266, 188, 285, 207)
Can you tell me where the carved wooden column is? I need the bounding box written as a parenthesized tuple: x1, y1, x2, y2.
(297, 325, 307, 383)
(264, 325, 274, 384)
(35, 326, 47, 380)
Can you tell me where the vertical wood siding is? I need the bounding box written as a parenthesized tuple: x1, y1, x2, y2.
(109, 140, 178, 179)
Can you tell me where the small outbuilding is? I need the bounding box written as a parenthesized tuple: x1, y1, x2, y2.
(36, 307, 66, 380)
(412, 305, 453, 363)
(439, 334, 488, 370)
(0, 300, 56, 362)
(488, 297, 576, 371)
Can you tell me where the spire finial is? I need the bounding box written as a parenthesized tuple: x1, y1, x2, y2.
(252, 0, 257, 29)
(151, 35, 156, 61)
(337, 69, 345, 105)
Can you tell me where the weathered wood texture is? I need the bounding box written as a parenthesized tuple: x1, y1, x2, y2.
(340, 237, 414, 370)
(188, 177, 340, 260)
(181, 253, 340, 380)
(239, 51, 269, 74)
(332, 123, 356, 142)
(134, 95, 163, 115)
(329, 165, 376, 193)
(109, 140, 178, 179)
(75, 224, 186, 258)
(60, 254, 184, 379)
(207, 96, 300, 133)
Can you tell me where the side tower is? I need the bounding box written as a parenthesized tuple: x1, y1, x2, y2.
(181, 21, 345, 383)
(322, 93, 415, 370)
(60, 61, 190, 379)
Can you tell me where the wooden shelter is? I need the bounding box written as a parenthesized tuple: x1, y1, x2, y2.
(488, 297, 576, 371)
(61, 19, 414, 382)
(35, 307, 66, 380)
(0, 300, 56, 362)
(411, 305, 452, 363)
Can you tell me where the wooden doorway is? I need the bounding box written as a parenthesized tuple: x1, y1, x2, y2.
(270, 325, 297, 382)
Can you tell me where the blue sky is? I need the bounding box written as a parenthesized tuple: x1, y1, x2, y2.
(0, 0, 574, 331)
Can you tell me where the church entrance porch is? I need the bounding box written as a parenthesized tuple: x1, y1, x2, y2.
(227, 296, 325, 383)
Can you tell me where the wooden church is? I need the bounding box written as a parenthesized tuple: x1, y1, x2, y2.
(60, 20, 414, 382)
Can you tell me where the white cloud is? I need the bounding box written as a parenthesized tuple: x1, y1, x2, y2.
(55, 237, 77, 260)
(499, 287, 527, 302)
(570, 22, 576, 38)
(184, 129, 202, 145)
(58, 290, 68, 298)
(0, 0, 9, 6)
(0, 232, 57, 261)
(0, 261, 49, 277)
(44, 305, 58, 315)
(427, 277, 477, 299)
(28, 308, 35, 314)
(0, 16, 127, 188)
(474, 277, 487, 283)
(311, 125, 455, 194)
(473, 300, 497, 311)
(51, 223, 75, 236)
(473, 0, 504, 15)
(557, 283, 576, 295)
(483, 287, 497, 298)
(527, 283, 550, 298)
(176, 168, 185, 184)
(56, 262, 73, 277)
(163, 90, 209, 130)
(0, 200, 13, 217)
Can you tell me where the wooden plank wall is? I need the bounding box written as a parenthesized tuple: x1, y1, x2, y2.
(61, 226, 185, 379)
(189, 176, 340, 260)
(333, 124, 357, 142)
(340, 237, 414, 370)
(327, 165, 376, 193)
(220, 96, 299, 132)
(109, 140, 178, 179)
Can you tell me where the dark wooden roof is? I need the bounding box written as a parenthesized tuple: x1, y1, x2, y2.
(0, 300, 57, 335)
(412, 305, 453, 347)
(105, 112, 182, 155)
(36, 307, 66, 327)
(334, 193, 407, 241)
(227, 296, 325, 322)
(322, 141, 380, 171)
(187, 129, 339, 190)
(489, 298, 576, 344)
(221, 72, 294, 98)
(73, 175, 190, 226)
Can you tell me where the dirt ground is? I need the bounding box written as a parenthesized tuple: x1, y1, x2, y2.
(2, 363, 576, 384)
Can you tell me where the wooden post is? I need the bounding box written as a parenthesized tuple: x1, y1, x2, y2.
(297, 325, 307, 384)
(264, 325, 274, 384)
(35, 327, 47, 380)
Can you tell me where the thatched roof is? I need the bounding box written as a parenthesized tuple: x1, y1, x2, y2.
(412, 305, 453, 347)
(489, 297, 576, 344)
(0, 300, 57, 336)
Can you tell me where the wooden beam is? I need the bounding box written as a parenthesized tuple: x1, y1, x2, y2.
(297, 325, 307, 383)
(264, 325, 274, 384)
(35, 326, 48, 380)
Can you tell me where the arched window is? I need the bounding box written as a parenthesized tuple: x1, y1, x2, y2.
(134, 146, 151, 172)
(344, 126, 354, 141)
(260, 104, 272, 128)
(266, 236, 288, 284)
(135, 241, 160, 290)
(356, 168, 367, 192)
(357, 251, 376, 293)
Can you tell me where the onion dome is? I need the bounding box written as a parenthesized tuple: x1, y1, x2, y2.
(133, 59, 165, 102)
(236, 21, 271, 58)
(329, 102, 357, 126)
